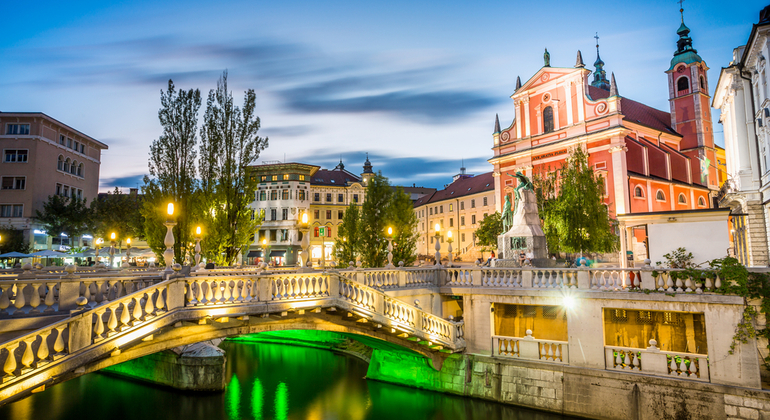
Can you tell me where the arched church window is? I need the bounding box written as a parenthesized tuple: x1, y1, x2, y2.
(678, 193, 687, 204)
(698, 196, 706, 207)
(677, 77, 689, 93)
(634, 186, 644, 198)
(699, 76, 705, 90)
(656, 190, 666, 201)
(543, 106, 554, 133)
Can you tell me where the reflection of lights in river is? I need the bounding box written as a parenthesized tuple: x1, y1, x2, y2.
(275, 381, 289, 420)
(226, 375, 240, 420)
(251, 378, 263, 420)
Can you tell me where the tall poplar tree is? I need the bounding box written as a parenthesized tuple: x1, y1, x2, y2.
(386, 187, 418, 266)
(358, 172, 391, 267)
(334, 202, 360, 265)
(141, 80, 201, 265)
(198, 71, 268, 265)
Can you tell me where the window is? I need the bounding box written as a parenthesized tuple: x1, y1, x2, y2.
(251, 209, 255, 220)
(270, 190, 278, 200)
(271, 175, 278, 181)
(461, 216, 465, 226)
(299, 175, 306, 181)
(677, 77, 689, 92)
(2, 177, 25, 190)
(327, 227, 332, 237)
(429, 208, 433, 215)
(71, 160, 78, 174)
(440, 205, 444, 213)
(700, 76, 705, 90)
(698, 196, 707, 207)
(259, 191, 266, 201)
(80, 144, 85, 154)
(338, 210, 343, 219)
(59, 135, 66, 145)
(338, 194, 344, 202)
(67, 138, 72, 148)
(77, 163, 83, 177)
(282, 190, 289, 200)
(64, 158, 70, 173)
(4, 150, 28, 163)
(74, 141, 79, 151)
(260, 176, 267, 182)
(270, 230, 277, 242)
(353, 194, 359, 203)
(0, 205, 23, 218)
(471, 215, 476, 224)
(5, 124, 30, 135)
(471, 199, 476, 208)
(77, 189, 82, 199)
(282, 208, 288, 220)
(326, 210, 332, 219)
(483, 197, 488, 206)
(314, 227, 319, 237)
(656, 190, 666, 201)
(448, 204, 452, 212)
(326, 193, 332, 202)
(270, 209, 277, 220)
(314, 210, 320, 219)
(460, 201, 464, 210)
(283, 174, 289, 180)
(449, 218, 454, 227)
(543, 106, 554, 133)
(56, 183, 62, 196)
(461, 233, 466, 242)
(63, 186, 70, 197)
(314, 193, 320, 202)
(678, 193, 687, 204)
(634, 186, 644, 198)
(298, 190, 306, 200)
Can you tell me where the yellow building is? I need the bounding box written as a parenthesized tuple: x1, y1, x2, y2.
(715, 144, 727, 188)
(413, 170, 495, 262)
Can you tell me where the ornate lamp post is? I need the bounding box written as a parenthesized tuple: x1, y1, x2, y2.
(434, 223, 442, 266)
(446, 230, 453, 267)
(125, 237, 131, 267)
(261, 238, 270, 267)
(299, 212, 310, 270)
(385, 226, 395, 268)
(163, 203, 176, 274)
(95, 238, 103, 267)
(109, 232, 116, 268)
(194, 226, 202, 270)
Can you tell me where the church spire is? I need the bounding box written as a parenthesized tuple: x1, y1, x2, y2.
(362, 153, 373, 174)
(591, 32, 610, 90)
(515, 76, 522, 91)
(609, 72, 618, 97)
(494, 114, 501, 134)
(575, 50, 585, 68)
(668, 0, 703, 71)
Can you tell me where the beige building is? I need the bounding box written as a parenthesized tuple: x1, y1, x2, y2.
(0, 112, 108, 249)
(413, 170, 495, 262)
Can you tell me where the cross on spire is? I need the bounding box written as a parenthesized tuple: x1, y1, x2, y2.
(594, 32, 599, 50)
(678, 0, 685, 22)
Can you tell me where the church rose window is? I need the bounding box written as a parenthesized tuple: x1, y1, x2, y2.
(543, 106, 554, 133)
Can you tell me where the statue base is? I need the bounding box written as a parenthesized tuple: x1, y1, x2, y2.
(497, 189, 547, 262)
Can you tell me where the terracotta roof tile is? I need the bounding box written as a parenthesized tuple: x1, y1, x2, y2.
(413, 172, 494, 207)
(587, 86, 679, 136)
(310, 169, 362, 186)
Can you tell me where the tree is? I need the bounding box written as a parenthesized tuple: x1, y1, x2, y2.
(92, 187, 145, 246)
(35, 195, 95, 249)
(386, 187, 418, 266)
(198, 71, 268, 265)
(475, 212, 502, 258)
(141, 80, 201, 265)
(358, 172, 391, 268)
(335, 202, 360, 265)
(533, 147, 618, 255)
(0, 226, 31, 254)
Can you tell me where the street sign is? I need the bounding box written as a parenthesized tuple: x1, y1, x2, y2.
(319, 227, 326, 236)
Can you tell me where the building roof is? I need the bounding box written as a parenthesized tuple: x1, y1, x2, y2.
(310, 168, 362, 186)
(587, 86, 679, 136)
(413, 172, 494, 207)
(249, 162, 321, 176)
(0, 112, 109, 149)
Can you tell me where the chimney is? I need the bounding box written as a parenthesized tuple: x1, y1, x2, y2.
(129, 188, 138, 198)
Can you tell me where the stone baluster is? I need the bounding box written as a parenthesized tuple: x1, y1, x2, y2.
(106, 305, 118, 334)
(684, 277, 694, 293)
(13, 283, 27, 312)
(20, 339, 35, 373)
(144, 291, 155, 317)
(36, 331, 51, 366)
(675, 277, 684, 293)
(0, 284, 11, 315)
(186, 280, 196, 305)
(3, 343, 19, 378)
(714, 274, 722, 289)
(132, 296, 143, 323)
(119, 302, 130, 329)
(93, 310, 105, 340)
(53, 326, 67, 357)
(44, 282, 57, 312)
(155, 288, 165, 312)
(666, 275, 675, 293)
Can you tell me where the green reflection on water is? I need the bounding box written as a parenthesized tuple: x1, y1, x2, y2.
(251, 378, 263, 420)
(225, 375, 240, 420)
(274, 382, 289, 420)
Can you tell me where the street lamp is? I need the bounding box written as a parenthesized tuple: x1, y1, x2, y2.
(262, 237, 270, 267)
(95, 238, 103, 266)
(194, 226, 202, 270)
(109, 232, 116, 268)
(447, 230, 454, 267)
(125, 237, 132, 267)
(299, 212, 310, 270)
(385, 226, 395, 268)
(164, 203, 176, 273)
(434, 223, 442, 266)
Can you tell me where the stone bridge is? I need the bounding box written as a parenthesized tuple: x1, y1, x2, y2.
(0, 269, 464, 406)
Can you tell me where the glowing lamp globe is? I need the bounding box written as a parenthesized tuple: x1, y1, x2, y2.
(196, 226, 202, 235)
(387, 227, 393, 236)
(110, 232, 116, 240)
(167, 203, 174, 216)
(301, 212, 308, 224)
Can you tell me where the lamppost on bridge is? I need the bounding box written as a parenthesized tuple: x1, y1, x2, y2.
(298, 211, 311, 271)
(385, 226, 395, 268)
(446, 230, 454, 267)
(194, 226, 202, 270)
(95, 238, 103, 267)
(261, 238, 270, 267)
(163, 203, 176, 274)
(125, 237, 131, 267)
(109, 232, 116, 268)
(434, 223, 442, 267)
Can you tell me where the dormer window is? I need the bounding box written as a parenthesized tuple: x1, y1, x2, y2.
(543, 106, 554, 133)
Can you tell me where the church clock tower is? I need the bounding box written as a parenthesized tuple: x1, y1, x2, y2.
(665, 9, 717, 189)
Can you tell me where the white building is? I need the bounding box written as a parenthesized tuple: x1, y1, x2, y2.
(712, 5, 770, 266)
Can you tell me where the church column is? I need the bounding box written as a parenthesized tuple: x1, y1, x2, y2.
(515, 99, 522, 139)
(565, 82, 574, 125)
(523, 97, 531, 137)
(619, 221, 628, 268)
(733, 84, 754, 189)
(609, 144, 629, 215)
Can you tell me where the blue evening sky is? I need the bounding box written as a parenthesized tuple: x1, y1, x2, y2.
(0, 0, 765, 191)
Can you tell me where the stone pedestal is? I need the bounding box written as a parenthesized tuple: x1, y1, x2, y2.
(497, 189, 547, 263)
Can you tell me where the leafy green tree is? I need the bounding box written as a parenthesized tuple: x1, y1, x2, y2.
(386, 187, 418, 266)
(35, 195, 95, 249)
(0, 226, 31, 254)
(533, 147, 618, 255)
(92, 187, 144, 247)
(358, 172, 391, 268)
(335, 202, 360, 265)
(141, 80, 201, 265)
(198, 71, 268, 265)
(475, 211, 502, 258)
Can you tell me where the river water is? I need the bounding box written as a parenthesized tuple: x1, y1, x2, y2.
(0, 341, 575, 420)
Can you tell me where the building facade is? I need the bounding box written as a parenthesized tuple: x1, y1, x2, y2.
(488, 20, 715, 265)
(713, 6, 770, 267)
(0, 112, 108, 249)
(248, 158, 372, 266)
(413, 170, 495, 262)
